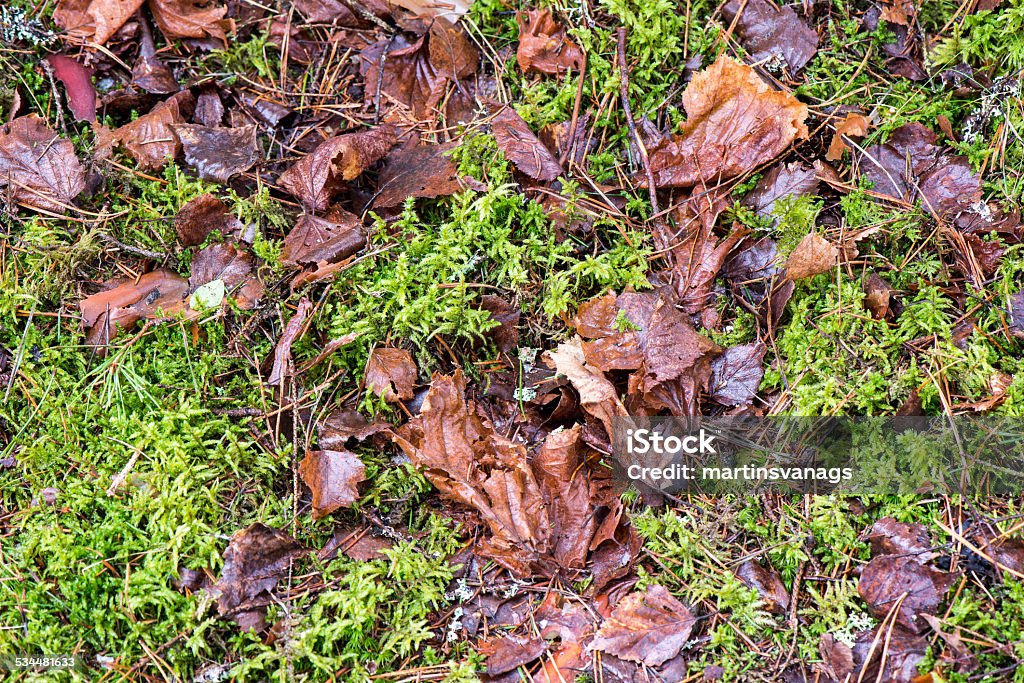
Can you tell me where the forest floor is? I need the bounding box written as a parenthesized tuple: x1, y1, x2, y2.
(2, 0, 1024, 681)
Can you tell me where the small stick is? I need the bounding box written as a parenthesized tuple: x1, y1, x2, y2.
(616, 28, 659, 217)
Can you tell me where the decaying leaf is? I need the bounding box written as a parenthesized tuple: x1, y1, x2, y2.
(281, 210, 367, 266)
(99, 90, 194, 170)
(365, 347, 417, 402)
(708, 342, 767, 407)
(54, 0, 146, 45)
(80, 269, 189, 345)
(490, 106, 563, 181)
(279, 124, 396, 212)
(148, 0, 232, 46)
(267, 297, 313, 386)
(646, 56, 808, 188)
(0, 116, 87, 213)
(45, 54, 96, 122)
(172, 124, 259, 182)
(867, 517, 937, 561)
(858, 555, 956, 632)
(544, 337, 629, 438)
(212, 523, 307, 617)
(785, 232, 837, 280)
(516, 9, 584, 76)
(826, 112, 871, 161)
(743, 162, 819, 219)
(298, 449, 366, 519)
(188, 242, 263, 309)
(390, 0, 472, 20)
(863, 272, 894, 320)
(478, 635, 546, 676)
(373, 141, 472, 208)
(735, 560, 790, 614)
(721, 0, 818, 73)
(174, 193, 242, 246)
(592, 584, 696, 667)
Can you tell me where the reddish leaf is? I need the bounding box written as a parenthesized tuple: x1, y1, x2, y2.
(267, 297, 313, 386)
(646, 56, 808, 188)
(188, 242, 263, 309)
(100, 90, 194, 171)
(0, 116, 86, 213)
(45, 55, 96, 122)
(721, 0, 818, 73)
(490, 106, 563, 181)
(785, 233, 837, 281)
(172, 124, 259, 183)
(365, 347, 417, 402)
(54, 0, 146, 45)
(867, 517, 937, 561)
(592, 584, 696, 667)
(858, 555, 956, 633)
(709, 342, 766, 407)
(149, 0, 232, 46)
(212, 523, 307, 616)
(298, 449, 366, 519)
(293, 0, 360, 25)
(735, 560, 790, 614)
(281, 210, 367, 266)
(132, 15, 179, 94)
(80, 269, 190, 345)
(278, 124, 396, 212)
(174, 194, 242, 247)
(478, 636, 546, 676)
(743, 162, 819, 219)
(863, 272, 894, 320)
(373, 141, 472, 208)
(515, 9, 584, 76)
(826, 112, 871, 161)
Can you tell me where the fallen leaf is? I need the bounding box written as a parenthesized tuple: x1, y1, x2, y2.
(101, 90, 194, 170)
(80, 269, 189, 344)
(132, 14, 179, 94)
(267, 297, 313, 386)
(54, 0, 146, 45)
(373, 141, 472, 208)
(149, 0, 232, 46)
(298, 449, 366, 519)
(708, 342, 767, 407)
(863, 272, 894, 320)
(735, 560, 790, 614)
(212, 523, 306, 617)
(477, 295, 520, 353)
(45, 55, 96, 122)
(544, 337, 629, 438)
(858, 555, 956, 632)
(743, 162, 820, 219)
(478, 636, 546, 676)
(880, 0, 916, 25)
(490, 106, 563, 181)
(826, 112, 871, 161)
(970, 525, 1024, 575)
(188, 242, 263, 308)
(390, 0, 472, 19)
(785, 233, 837, 280)
(849, 626, 930, 683)
(646, 56, 808, 188)
(279, 124, 396, 212)
(592, 584, 696, 667)
(281, 210, 367, 266)
(365, 347, 417, 402)
(174, 194, 242, 247)
(515, 9, 584, 76)
(866, 518, 938, 561)
(0, 116, 87, 213)
(194, 88, 224, 127)
(1009, 291, 1024, 339)
(318, 408, 393, 449)
(172, 124, 259, 182)
(293, 0, 360, 24)
(721, 0, 818, 73)
(819, 633, 855, 681)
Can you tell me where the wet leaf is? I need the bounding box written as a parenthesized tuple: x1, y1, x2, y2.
(478, 635, 546, 676)
(365, 347, 417, 402)
(293, 0, 360, 25)
(188, 242, 262, 309)
(515, 9, 584, 76)
(849, 626, 930, 683)
(592, 584, 696, 667)
(490, 106, 563, 181)
(867, 517, 937, 561)
(477, 295, 520, 353)
(212, 523, 306, 616)
(100, 90, 194, 171)
(298, 449, 366, 519)
(735, 560, 790, 614)
(785, 232, 837, 281)
(45, 54, 96, 122)
(863, 272, 894, 320)
(374, 141, 472, 208)
(194, 89, 224, 126)
(149, 0, 232, 46)
(172, 124, 259, 182)
(721, 0, 818, 73)
(54, 0, 146, 45)
(826, 112, 871, 161)
(646, 56, 808, 188)
(0, 116, 87, 213)
(279, 124, 396, 212)
(174, 193, 242, 247)
(79, 269, 189, 344)
(858, 555, 957, 632)
(281, 210, 366, 266)
(709, 342, 766, 407)
(267, 297, 313, 386)
(742, 162, 819, 219)
(318, 408, 393, 449)
(390, 0, 472, 19)
(544, 337, 629, 438)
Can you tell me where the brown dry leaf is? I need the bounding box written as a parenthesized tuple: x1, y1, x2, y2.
(279, 124, 396, 212)
(212, 523, 307, 617)
(45, 55, 96, 122)
(785, 232, 837, 280)
(148, 0, 232, 46)
(298, 449, 366, 519)
(735, 560, 790, 614)
(267, 297, 313, 386)
(863, 272, 894, 320)
(721, 0, 818, 73)
(174, 194, 242, 247)
(490, 106, 563, 181)
(365, 347, 417, 402)
(708, 342, 767, 407)
(858, 555, 957, 633)
(101, 90, 194, 171)
(971, 525, 1024, 576)
(80, 269, 190, 345)
(478, 636, 546, 676)
(826, 112, 871, 161)
(318, 408, 393, 449)
(0, 116, 87, 214)
(293, 0, 360, 25)
(373, 141, 472, 208)
(646, 56, 808, 188)
(390, 0, 472, 19)
(172, 124, 259, 183)
(880, 0, 917, 25)
(544, 337, 629, 438)
(516, 9, 584, 76)
(281, 209, 366, 266)
(54, 0, 146, 45)
(867, 517, 937, 561)
(592, 584, 696, 667)
(742, 162, 819, 219)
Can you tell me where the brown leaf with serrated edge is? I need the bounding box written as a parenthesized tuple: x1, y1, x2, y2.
(858, 555, 956, 633)
(0, 116, 86, 213)
(867, 517, 937, 561)
(79, 269, 189, 345)
(365, 347, 416, 402)
(477, 635, 546, 676)
(267, 297, 313, 386)
(785, 233, 837, 280)
(279, 124, 395, 212)
(373, 141, 472, 208)
(592, 584, 696, 667)
(45, 55, 96, 122)
(281, 210, 367, 266)
(148, 0, 232, 46)
(172, 124, 259, 183)
(100, 90, 194, 171)
(174, 194, 242, 247)
(709, 342, 766, 407)
(544, 338, 629, 438)
(735, 560, 790, 614)
(743, 162, 819, 219)
(54, 0, 146, 46)
(721, 0, 818, 73)
(212, 523, 306, 617)
(490, 106, 563, 181)
(646, 56, 808, 188)
(516, 9, 584, 76)
(394, 370, 550, 577)
(826, 112, 871, 161)
(298, 449, 365, 519)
